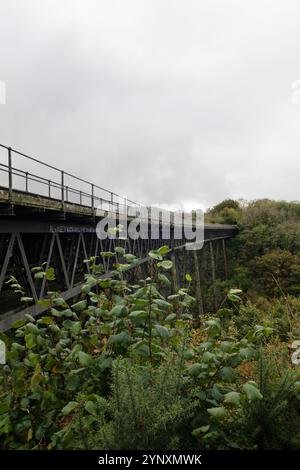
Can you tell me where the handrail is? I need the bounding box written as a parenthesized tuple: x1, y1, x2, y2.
(0, 164, 115, 206)
(0, 143, 140, 212)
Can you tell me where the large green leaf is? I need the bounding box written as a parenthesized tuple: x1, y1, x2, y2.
(219, 366, 235, 382)
(62, 401, 79, 416)
(40, 316, 54, 325)
(100, 251, 115, 258)
(165, 313, 177, 322)
(149, 250, 162, 260)
(109, 331, 132, 346)
(25, 333, 36, 349)
(187, 363, 202, 377)
(25, 323, 40, 335)
(78, 351, 93, 367)
(71, 321, 82, 335)
(153, 299, 172, 309)
(129, 310, 147, 319)
(157, 273, 171, 286)
(52, 297, 68, 308)
(192, 425, 210, 436)
(84, 401, 97, 417)
(131, 339, 150, 357)
(157, 245, 170, 256)
(158, 260, 173, 270)
(124, 253, 137, 263)
(242, 382, 263, 401)
(224, 391, 241, 406)
(114, 246, 125, 255)
(110, 305, 128, 318)
(207, 407, 227, 419)
(11, 319, 26, 329)
(71, 300, 87, 312)
(30, 363, 43, 391)
(153, 324, 171, 340)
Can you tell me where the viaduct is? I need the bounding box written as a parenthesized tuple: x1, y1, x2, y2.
(0, 143, 238, 330)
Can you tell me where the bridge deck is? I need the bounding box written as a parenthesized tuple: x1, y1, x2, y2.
(0, 187, 237, 238)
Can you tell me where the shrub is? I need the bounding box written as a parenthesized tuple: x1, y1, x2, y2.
(57, 359, 195, 450)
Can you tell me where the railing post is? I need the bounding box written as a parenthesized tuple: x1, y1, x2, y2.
(8, 147, 12, 198)
(80, 190, 82, 205)
(110, 192, 113, 211)
(123, 196, 127, 219)
(25, 172, 28, 192)
(91, 183, 94, 210)
(48, 180, 51, 198)
(61, 170, 64, 205)
(66, 186, 68, 202)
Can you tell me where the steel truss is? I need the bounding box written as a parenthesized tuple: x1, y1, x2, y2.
(0, 226, 186, 330)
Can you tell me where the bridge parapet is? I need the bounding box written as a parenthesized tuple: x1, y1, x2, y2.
(0, 143, 140, 215)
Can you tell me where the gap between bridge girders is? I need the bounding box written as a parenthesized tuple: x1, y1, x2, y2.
(0, 235, 232, 332)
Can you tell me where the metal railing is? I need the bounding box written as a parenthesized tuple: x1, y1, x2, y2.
(0, 143, 141, 214)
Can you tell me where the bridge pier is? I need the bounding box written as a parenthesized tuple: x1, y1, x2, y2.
(222, 238, 228, 280)
(192, 249, 204, 322)
(209, 240, 218, 312)
(170, 252, 179, 292)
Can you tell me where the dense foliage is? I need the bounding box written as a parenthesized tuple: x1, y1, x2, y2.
(1, 199, 300, 450)
(207, 198, 300, 298)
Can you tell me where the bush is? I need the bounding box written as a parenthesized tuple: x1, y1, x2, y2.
(58, 359, 195, 450)
(232, 351, 300, 449)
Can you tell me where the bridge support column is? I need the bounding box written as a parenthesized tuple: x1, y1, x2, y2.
(171, 252, 179, 292)
(209, 241, 218, 311)
(193, 249, 203, 322)
(222, 239, 228, 280)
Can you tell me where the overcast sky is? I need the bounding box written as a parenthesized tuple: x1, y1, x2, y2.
(1, 0, 300, 210)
